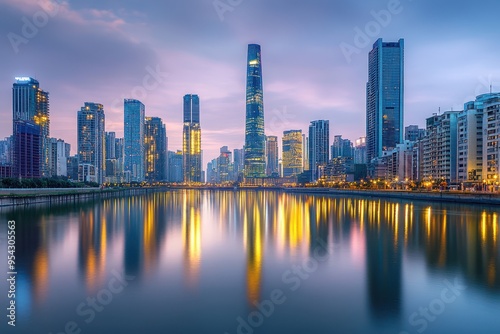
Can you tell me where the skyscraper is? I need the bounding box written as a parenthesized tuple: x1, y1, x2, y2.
(105, 132, 116, 159)
(13, 120, 41, 179)
(124, 99, 145, 182)
(283, 130, 303, 177)
(244, 44, 266, 178)
(144, 117, 168, 182)
(366, 38, 404, 162)
(265, 136, 279, 177)
(77, 102, 105, 183)
(183, 94, 202, 183)
(12, 77, 50, 177)
(309, 120, 329, 181)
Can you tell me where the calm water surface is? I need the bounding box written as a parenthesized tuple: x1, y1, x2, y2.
(0, 190, 499, 334)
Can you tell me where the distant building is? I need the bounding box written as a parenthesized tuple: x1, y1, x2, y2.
(331, 135, 354, 159)
(366, 39, 404, 162)
(183, 94, 202, 183)
(309, 120, 329, 181)
(302, 134, 309, 171)
(168, 150, 184, 183)
(266, 136, 279, 177)
(405, 125, 425, 142)
(67, 156, 79, 181)
(282, 130, 303, 177)
(354, 137, 367, 164)
(124, 99, 145, 182)
(233, 148, 244, 180)
(217, 146, 232, 183)
(144, 117, 168, 182)
(77, 102, 105, 184)
(49, 138, 69, 177)
(105, 132, 116, 159)
(481, 93, 500, 185)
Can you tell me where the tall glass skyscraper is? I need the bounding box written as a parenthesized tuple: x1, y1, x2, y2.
(265, 136, 279, 177)
(244, 44, 266, 178)
(309, 120, 329, 181)
(366, 38, 404, 162)
(124, 99, 145, 182)
(12, 77, 50, 177)
(77, 102, 105, 184)
(183, 94, 202, 183)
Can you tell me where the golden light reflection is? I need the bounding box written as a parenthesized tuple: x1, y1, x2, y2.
(182, 191, 202, 287)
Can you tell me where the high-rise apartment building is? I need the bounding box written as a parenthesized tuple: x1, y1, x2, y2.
(77, 102, 105, 183)
(144, 117, 167, 182)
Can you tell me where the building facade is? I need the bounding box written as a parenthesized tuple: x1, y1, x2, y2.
(12, 77, 50, 177)
(12, 120, 41, 179)
(183, 94, 202, 183)
(144, 117, 167, 182)
(309, 120, 330, 181)
(282, 130, 303, 177)
(77, 102, 105, 184)
(124, 99, 145, 182)
(266, 136, 279, 177)
(366, 39, 404, 162)
(244, 44, 266, 178)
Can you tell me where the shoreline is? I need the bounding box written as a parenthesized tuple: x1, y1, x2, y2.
(1, 186, 499, 208)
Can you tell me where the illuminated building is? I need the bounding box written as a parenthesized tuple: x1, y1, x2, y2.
(354, 136, 367, 164)
(124, 99, 145, 182)
(366, 39, 404, 162)
(77, 102, 105, 184)
(144, 117, 167, 182)
(309, 120, 329, 181)
(13, 120, 41, 178)
(244, 44, 266, 178)
(12, 77, 50, 177)
(266, 136, 279, 177)
(183, 94, 202, 183)
(282, 130, 303, 177)
(481, 93, 500, 185)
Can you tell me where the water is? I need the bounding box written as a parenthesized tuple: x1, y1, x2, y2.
(0, 190, 499, 334)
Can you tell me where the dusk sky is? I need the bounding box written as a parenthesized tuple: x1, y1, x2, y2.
(1, 0, 500, 165)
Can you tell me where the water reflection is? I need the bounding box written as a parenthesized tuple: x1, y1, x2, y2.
(1, 190, 499, 326)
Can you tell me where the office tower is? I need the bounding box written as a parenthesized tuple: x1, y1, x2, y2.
(422, 111, 459, 182)
(266, 136, 279, 177)
(124, 99, 145, 182)
(183, 94, 202, 183)
(12, 120, 41, 178)
(77, 102, 105, 183)
(217, 146, 232, 183)
(233, 148, 244, 179)
(404, 125, 425, 142)
(366, 39, 404, 162)
(309, 120, 330, 181)
(282, 130, 303, 177)
(12, 77, 50, 177)
(244, 44, 266, 178)
(331, 135, 354, 159)
(144, 117, 167, 182)
(168, 150, 184, 183)
(354, 137, 367, 164)
(105, 132, 116, 159)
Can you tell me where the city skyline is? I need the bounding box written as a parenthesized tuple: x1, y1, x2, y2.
(1, 0, 500, 166)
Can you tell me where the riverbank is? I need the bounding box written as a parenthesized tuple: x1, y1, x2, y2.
(0, 187, 161, 208)
(285, 188, 500, 205)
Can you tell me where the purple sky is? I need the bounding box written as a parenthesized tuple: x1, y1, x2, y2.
(1, 0, 500, 166)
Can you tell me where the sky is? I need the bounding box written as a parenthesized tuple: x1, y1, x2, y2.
(1, 0, 500, 166)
